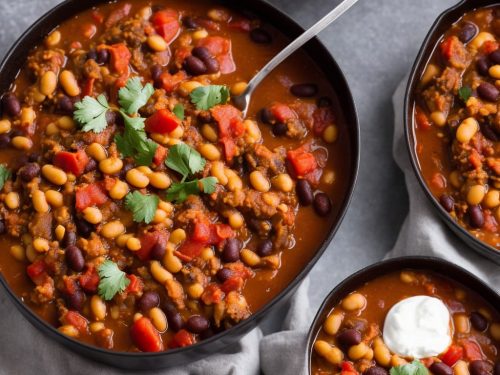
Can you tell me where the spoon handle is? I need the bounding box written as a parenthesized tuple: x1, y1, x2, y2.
(245, 0, 359, 94)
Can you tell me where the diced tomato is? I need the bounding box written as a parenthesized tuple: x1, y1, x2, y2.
(483, 209, 498, 233)
(226, 262, 253, 280)
(201, 284, 224, 305)
(211, 105, 244, 161)
(197, 36, 235, 74)
(270, 103, 297, 123)
(469, 149, 483, 169)
(79, 265, 100, 294)
(287, 144, 318, 177)
(159, 70, 187, 93)
(75, 183, 109, 211)
(151, 9, 180, 43)
(221, 276, 244, 293)
(108, 43, 131, 75)
(192, 222, 211, 243)
(125, 274, 143, 295)
(221, 138, 237, 162)
(91, 10, 104, 24)
(483, 41, 499, 55)
(460, 339, 485, 361)
(27, 260, 47, 285)
(82, 77, 95, 97)
(440, 36, 455, 60)
(63, 311, 89, 334)
(145, 109, 180, 134)
(228, 19, 251, 32)
(415, 107, 431, 130)
(441, 345, 463, 367)
(63, 277, 79, 295)
(153, 145, 167, 167)
(341, 361, 358, 375)
(179, 223, 234, 260)
(54, 150, 89, 176)
(177, 240, 204, 260)
(196, 18, 220, 31)
(313, 106, 336, 136)
(215, 224, 233, 240)
(169, 329, 195, 349)
(130, 317, 164, 352)
(137, 231, 168, 261)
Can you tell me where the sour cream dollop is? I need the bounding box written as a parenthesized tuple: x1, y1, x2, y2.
(383, 296, 451, 359)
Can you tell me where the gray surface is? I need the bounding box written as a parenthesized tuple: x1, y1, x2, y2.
(0, 0, 457, 364)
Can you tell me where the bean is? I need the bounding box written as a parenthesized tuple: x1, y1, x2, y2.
(58, 95, 74, 114)
(183, 16, 199, 29)
(170, 228, 186, 245)
(62, 230, 76, 247)
(91, 295, 107, 321)
(19, 163, 40, 182)
(467, 185, 485, 205)
(66, 245, 85, 271)
(87, 49, 97, 61)
(84, 158, 97, 173)
(455, 313, 470, 333)
(491, 50, 500, 65)
(272, 122, 287, 136)
(324, 125, 339, 143)
(470, 311, 488, 331)
(259, 108, 274, 124)
(149, 307, 167, 332)
(0, 134, 10, 148)
(477, 57, 491, 76)
(66, 289, 85, 311)
(223, 238, 241, 262)
(192, 46, 212, 61)
(151, 64, 162, 82)
(454, 361, 470, 375)
(348, 342, 369, 360)
(250, 170, 270, 192)
(314, 193, 332, 216)
(342, 293, 366, 311)
(150, 241, 166, 260)
(469, 205, 484, 228)
(430, 363, 453, 375)
(440, 194, 454, 212)
(126, 168, 149, 188)
(241, 248, 261, 267)
(2, 93, 21, 117)
(257, 239, 273, 257)
(216, 268, 233, 282)
(40, 71, 57, 97)
(165, 304, 183, 332)
(184, 56, 207, 76)
(147, 35, 168, 52)
(83, 207, 102, 224)
(0, 219, 4, 234)
(5, 192, 20, 209)
(336, 328, 362, 348)
(97, 49, 109, 64)
(250, 28, 272, 44)
(481, 123, 498, 142)
(74, 216, 94, 238)
(365, 367, 389, 375)
(60, 70, 80, 97)
(470, 361, 493, 375)
(204, 57, 220, 74)
(290, 83, 318, 98)
(296, 179, 313, 206)
(138, 291, 160, 312)
(186, 315, 209, 334)
(323, 312, 343, 335)
(42, 164, 67, 185)
(477, 82, 499, 102)
(101, 221, 125, 239)
(458, 22, 478, 43)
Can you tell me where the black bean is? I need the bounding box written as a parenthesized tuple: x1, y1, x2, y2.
(477, 57, 491, 76)
(150, 242, 166, 260)
(314, 193, 332, 216)
(138, 291, 160, 312)
(151, 64, 163, 82)
(259, 108, 274, 124)
(0, 134, 10, 148)
(494, 362, 500, 375)
(296, 179, 313, 206)
(481, 123, 498, 141)
(66, 289, 85, 311)
(290, 83, 318, 98)
(469, 205, 485, 228)
(186, 315, 209, 334)
(10, 128, 23, 138)
(183, 56, 207, 76)
(458, 22, 478, 43)
(192, 46, 212, 61)
(470, 311, 488, 331)
(0, 219, 5, 234)
(84, 158, 97, 173)
(183, 16, 199, 29)
(272, 122, 288, 137)
(2, 93, 21, 117)
(317, 96, 332, 108)
(74, 216, 94, 238)
(97, 49, 109, 65)
(430, 362, 453, 375)
(86, 49, 98, 61)
(105, 110, 117, 125)
(28, 153, 40, 163)
(18, 163, 39, 182)
(165, 305, 183, 332)
(216, 268, 233, 282)
(491, 49, 500, 64)
(62, 230, 76, 247)
(477, 82, 499, 102)
(66, 245, 85, 272)
(58, 95, 74, 114)
(222, 238, 241, 262)
(257, 240, 273, 257)
(439, 194, 454, 212)
(364, 367, 388, 375)
(470, 360, 493, 375)
(250, 28, 272, 44)
(204, 57, 220, 74)
(336, 329, 361, 348)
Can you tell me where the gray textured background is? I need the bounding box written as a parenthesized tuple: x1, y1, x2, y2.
(0, 0, 458, 364)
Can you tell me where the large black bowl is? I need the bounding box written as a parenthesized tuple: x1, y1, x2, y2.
(306, 256, 500, 374)
(404, 0, 500, 265)
(0, 0, 359, 369)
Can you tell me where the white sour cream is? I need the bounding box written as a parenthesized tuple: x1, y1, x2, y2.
(383, 296, 451, 358)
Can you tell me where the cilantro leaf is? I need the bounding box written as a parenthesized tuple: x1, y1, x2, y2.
(125, 191, 159, 224)
(165, 143, 206, 181)
(118, 77, 155, 115)
(74, 94, 110, 133)
(165, 177, 217, 203)
(200, 176, 217, 193)
(390, 360, 429, 375)
(97, 260, 130, 301)
(173, 103, 185, 120)
(0, 165, 11, 190)
(190, 85, 230, 110)
(458, 86, 472, 102)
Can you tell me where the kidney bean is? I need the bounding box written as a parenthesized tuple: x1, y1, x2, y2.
(0, 219, 5, 234)
(458, 22, 478, 43)
(470, 361, 493, 375)
(314, 193, 332, 216)
(66, 245, 85, 272)
(216, 268, 233, 282)
(257, 240, 273, 257)
(19, 163, 40, 182)
(317, 96, 332, 108)
(250, 28, 272, 44)
(151, 64, 163, 82)
(494, 362, 500, 375)
(62, 230, 76, 247)
(183, 16, 199, 29)
(430, 362, 453, 375)
(470, 311, 488, 331)
(364, 367, 389, 375)
(28, 153, 40, 163)
(74, 215, 94, 238)
(97, 49, 109, 64)
(477, 82, 499, 102)
(290, 83, 318, 98)
(439, 194, 454, 212)
(84, 158, 97, 173)
(477, 57, 491, 76)
(150, 241, 166, 260)
(86, 49, 98, 61)
(223, 238, 241, 262)
(469, 205, 484, 228)
(186, 315, 210, 334)
(259, 108, 274, 124)
(204, 57, 220, 74)
(138, 291, 160, 312)
(490, 50, 500, 65)
(2, 93, 21, 117)
(0, 134, 10, 149)
(66, 288, 85, 311)
(192, 46, 212, 61)
(10, 128, 24, 138)
(272, 122, 288, 137)
(58, 95, 74, 114)
(296, 179, 313, 206)
(184, 56, 207, 76)
(336, 328, 361, 348)
(165, 305, 184, 332)
(480, 123, 498, 141)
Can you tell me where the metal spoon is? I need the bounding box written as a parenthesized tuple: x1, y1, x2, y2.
(233, 0, 359, 116)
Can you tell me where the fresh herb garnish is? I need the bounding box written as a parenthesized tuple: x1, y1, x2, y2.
(166, 177, 217, 203)
(190, 85, 229, 110)
(115, 113, 158, 166)
(74, 94, 110, 133)
(458, 86, 472, 102)
(118, 77, 154, 115)
(97, 260, 130, 301)
(390, 360, 429, 375)
(165, 143, 206, 182)
(124, 191, 160, 224)
(173, 103, 185, 120)
(0, 165, 11, 190)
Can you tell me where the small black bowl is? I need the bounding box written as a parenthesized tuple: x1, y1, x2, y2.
(306, 256, 500, 374)
(404, 0, 500, 265)
(0, 0, 359, 370)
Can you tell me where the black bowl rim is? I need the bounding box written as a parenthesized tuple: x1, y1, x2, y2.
(403, 0, 500, 264)
(305, 255, 500, 373)
(0, 0, 360, 362)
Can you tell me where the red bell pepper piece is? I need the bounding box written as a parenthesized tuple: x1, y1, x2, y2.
(441, 345, 463, 367)
(62, 310, 89, 334)
(151, 9, 180, 43)
(54, 150, 89, 176)
(145, 109, 180, 134)
(130, 317, 164, 352)
(341, 361, 358, 375)
(78, 265, 100, 294)
(197, 36, 235, 74)
(169, 329, 195, 349)
(27, 260, 47, 285)
(137, 231, 168, 261)
(75, 183, 109, 211)
(108, 43, 131, 75)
